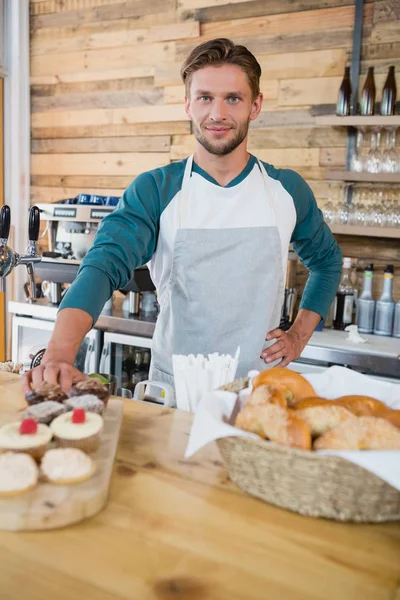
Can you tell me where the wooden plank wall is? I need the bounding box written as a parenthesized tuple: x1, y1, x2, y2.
(29, 0, 400, 300)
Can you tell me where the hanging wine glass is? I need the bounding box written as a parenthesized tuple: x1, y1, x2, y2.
(322, 184, 337, 224)
(350, 128, 365, 172)
(381, 128, 397, 173)
(365, 128, 382, 173)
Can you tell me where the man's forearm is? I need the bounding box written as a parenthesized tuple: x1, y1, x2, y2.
(288, 308, 321, 351)
(43, 308, 93, 365)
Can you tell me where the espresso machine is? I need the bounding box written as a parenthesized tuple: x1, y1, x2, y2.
(34, 202, 156, 305)
(280, 251, 298, 330)
(0, 205, 41, 296)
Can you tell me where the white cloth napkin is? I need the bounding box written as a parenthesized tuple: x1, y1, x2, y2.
(172, 347, 240, 412)
(185, 366, 400, 491)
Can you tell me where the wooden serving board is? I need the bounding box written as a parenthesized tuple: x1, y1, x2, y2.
(0, 399, 123, 531)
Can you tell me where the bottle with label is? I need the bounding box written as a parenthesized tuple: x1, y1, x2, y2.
(130, 349, 146, 391)
(380, 66, 397, 116)
(333, 257, 355, 331)
(373, 265, 395, 336)
(393, 300, 400, 338)
(360, 67, 376, 116)
(336, 66, 352, 116)
(356, 264, 376, 334)
(139, 350, 151, 380)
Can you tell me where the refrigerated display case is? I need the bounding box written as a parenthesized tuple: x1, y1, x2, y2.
(99, 331, 152, 393)
(11, 315, 101, 373)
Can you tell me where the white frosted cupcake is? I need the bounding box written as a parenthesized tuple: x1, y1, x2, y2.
(50, 409, 103, 453)
(0, 419, 52, 461)
(41, 448, 95, 485)
(0, 452, 38, 496)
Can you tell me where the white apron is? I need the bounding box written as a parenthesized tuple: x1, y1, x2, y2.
(149, 154, 284, 385)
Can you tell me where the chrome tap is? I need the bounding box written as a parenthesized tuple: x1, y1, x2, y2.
(0, 205, 41, 297)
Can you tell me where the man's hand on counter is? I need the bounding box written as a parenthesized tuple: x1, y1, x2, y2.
(21, 361, 86, 394)
(261, 308, 321, 368)
(21, 307, 93, 393)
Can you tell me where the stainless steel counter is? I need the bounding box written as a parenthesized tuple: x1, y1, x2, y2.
(8, 298, 400, 378)
(8, 298, 156, 338)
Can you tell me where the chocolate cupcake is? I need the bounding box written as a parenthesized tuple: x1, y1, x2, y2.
(24, 401, 68, 425)
(25, 382, 68, 405)
(64, 394, 104, 415)
(68, 379, 110, 406)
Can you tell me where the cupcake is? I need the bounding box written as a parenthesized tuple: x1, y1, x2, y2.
(41, 448, 95, 485)
(23, 401, 68, 425)
(0, 452, 39, 496)
(0, 419, 52, 461)
(50, 409, 103, 453)
(25, 382, 68, 405)
(68, 378, 110, 406)
(64, 394, 104, 415)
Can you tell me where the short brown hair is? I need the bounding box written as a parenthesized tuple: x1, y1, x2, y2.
(181, 38, 262, 100)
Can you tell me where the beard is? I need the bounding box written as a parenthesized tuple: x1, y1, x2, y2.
(192, 117, 250, 156)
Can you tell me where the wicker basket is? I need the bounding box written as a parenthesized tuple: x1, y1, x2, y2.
(217, 379, 400, 522)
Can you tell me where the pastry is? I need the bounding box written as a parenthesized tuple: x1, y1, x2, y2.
(23, 401, 68, 425)
(294, 405, 356, 437)
(50, 409, 103, 453)
(0, 419, 52, 461)
(314, 416, 400, 450)
(68, 378, 110, 405)
(377, 409, 400, 429)
(0, 452, 38, 496)
(235, 403, 311, 450)
(25, 382, 68, 405)
(64, 394, 105, 415)
(246, 384, 287, 409)
(0, 361, 23, 374)
(292, 397, 333, 410)
(335, 395, 387, 417)
(41, 448, 95, 485)
(252, 368, 315, 406)
(235, 404, 266, 438)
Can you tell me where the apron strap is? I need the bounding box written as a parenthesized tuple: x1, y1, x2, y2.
(179, 154, 194, 229)
(256, 158, 277, 227)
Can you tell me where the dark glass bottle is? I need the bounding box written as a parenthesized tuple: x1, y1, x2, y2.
(336, 67, 352, 116)
(380, 66, 397, 116)
(333, 257, 355, 331)
(360, 67, 376, 116)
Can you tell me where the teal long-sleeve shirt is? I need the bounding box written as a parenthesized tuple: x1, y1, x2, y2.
(59, 155, 342, 325)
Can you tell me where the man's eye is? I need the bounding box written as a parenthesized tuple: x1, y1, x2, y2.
(228, 96, 240, 103)
(200, 96, 211, 102)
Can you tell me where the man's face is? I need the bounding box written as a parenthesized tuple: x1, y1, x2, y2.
(185, 64, 263, 156)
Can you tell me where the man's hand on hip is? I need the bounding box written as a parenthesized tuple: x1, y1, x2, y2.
(261, 308, 321, 368)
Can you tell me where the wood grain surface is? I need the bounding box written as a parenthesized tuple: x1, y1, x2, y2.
(0, 394, 123, 531)
(0, 372, 399, 600)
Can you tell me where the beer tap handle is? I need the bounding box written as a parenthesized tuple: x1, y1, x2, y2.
(28, 206, 40, 243)
(0, 205, 11, 241)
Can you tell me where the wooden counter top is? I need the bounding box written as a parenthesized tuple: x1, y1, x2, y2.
(0, 372, 399, 600)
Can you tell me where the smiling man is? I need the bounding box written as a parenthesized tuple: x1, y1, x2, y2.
(22, 38, 342, 392)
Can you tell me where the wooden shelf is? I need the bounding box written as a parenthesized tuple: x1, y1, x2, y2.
(315, 116, 400, 127)
(325, 171, 400, 183)
(330, 224, 400, 238)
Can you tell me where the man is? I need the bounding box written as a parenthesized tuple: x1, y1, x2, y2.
(22, 38, 342, 393)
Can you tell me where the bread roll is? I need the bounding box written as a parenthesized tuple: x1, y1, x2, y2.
(252, 368, 315, 406)
(292, 397, 333, 410)
(377, 409, 400, 429)
(335, 395, 387, 417)
(294, 404, 356, 437)
(235, 405, 266, 438)
(235, 403, 311, 450)
(314, 416, 400, 450)
(247, 384, 287, 409)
